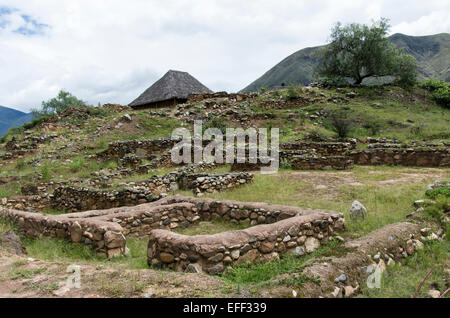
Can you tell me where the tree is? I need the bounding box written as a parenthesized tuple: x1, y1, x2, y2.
(32, 90, 86, 118)
(316, 18, 418, 86)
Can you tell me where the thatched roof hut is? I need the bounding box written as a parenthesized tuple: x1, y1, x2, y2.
(129, 70, 213, 109)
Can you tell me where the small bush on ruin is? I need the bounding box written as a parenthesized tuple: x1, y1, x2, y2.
(15, 159, 26, 170)
(203, 116, 227, 134)
(285, 84, 300, 100)
(364, 119, 383, 136)
(325, 111, 354, 139)
(40, 164, 51, 182)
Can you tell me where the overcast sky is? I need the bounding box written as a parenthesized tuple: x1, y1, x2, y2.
(0, 1, 449, 112)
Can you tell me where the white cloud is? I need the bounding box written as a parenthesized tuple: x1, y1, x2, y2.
(0, 0, 448, 112)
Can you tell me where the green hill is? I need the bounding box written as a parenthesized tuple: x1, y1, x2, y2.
(242, 33, 450, 92)
(0, 106, 32, 137)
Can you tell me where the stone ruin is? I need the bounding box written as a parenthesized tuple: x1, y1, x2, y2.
(0, 195, 345, 273)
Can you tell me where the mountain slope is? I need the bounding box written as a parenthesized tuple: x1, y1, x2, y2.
(0, 106, 32, 137)
(242, 33, 450, 92)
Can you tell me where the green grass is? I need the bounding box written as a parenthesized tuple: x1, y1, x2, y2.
(0, 182, 22, 198)
(182, 166, 449, 237)
(8, 267, 46, 280)
(222, 239, 341, 287)
(18, 232, 149, 270)
(174, 219, 249, 236)
(359, 240, 449, 298)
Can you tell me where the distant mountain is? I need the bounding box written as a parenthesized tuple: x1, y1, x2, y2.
(242, 33, 450, 92)
(0, 106, 33, 137)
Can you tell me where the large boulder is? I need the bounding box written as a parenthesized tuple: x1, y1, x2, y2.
(350, 201, 368, 220)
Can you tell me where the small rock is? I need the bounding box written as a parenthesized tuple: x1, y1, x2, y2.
(427, 290, 441, 298)
(331, 287, 343, 298)
(349, 201, 367, 220)
(336, 274, 347, 283)
(343, 285, 356, 298)
(427, 233, 439, 241)
(387, 258, 395, 267)
(292, 246, 305, 256)
(305, 237, 320, 253)
(413, 240, 424, 250)
(405, 240, 415, 255)
(159, 252, 175, 263)
(186, 263, 202, 274)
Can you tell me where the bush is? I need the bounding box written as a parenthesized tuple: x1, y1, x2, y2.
(15, 159, 26, 170)
(364, 119, 383, 136)
(317, 76, 348, 87)
(86, 106, 108, 117)
(432, 86, 450, 108)
(40, 164, 51, 182)
(203, 117, 228, 134)
(419, 79, 447, 92)
(23, 114, 53, 130)
(285, 84, 300, 100)
(306, 127, 331, 141)
(326, 111, 354, 139)
(426, 186, 450, 199)
(0, 126, 24, 143)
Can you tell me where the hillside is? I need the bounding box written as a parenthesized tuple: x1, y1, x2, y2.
(242, 33, 450, 92)
(0, 86, 448, 299)
(0, 106, 32, 137)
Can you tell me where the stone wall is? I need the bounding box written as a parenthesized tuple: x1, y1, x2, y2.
(1, 195, 344, 264)
(50, 186, 164, 212)
(98, 138, 178, 160)
(188, 92, 255, 103)
(351, 148, 450, 167)
(147, 207, 345, 274)
(290, 156, 354, 170)
(0, 206, 126, 258)
(178, 172, 253, 195)
(231, 150, 353, 171)
(50, 170, 253, 212)
(281, 141, 356, 156)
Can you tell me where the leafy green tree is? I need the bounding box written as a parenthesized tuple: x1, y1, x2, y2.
(316, 18, 418, 86)
(32, 90, 86, 118)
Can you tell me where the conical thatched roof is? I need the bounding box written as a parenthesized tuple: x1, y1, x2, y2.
(129, 70, 213, 108)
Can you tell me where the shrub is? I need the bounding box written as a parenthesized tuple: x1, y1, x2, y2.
(317, 76, 348, 87)
(86, 106, 108, 117)
(23, 114, 52, 130)
(364, 119, 383, 136)
(432, 86, 450, 108)
(203, 117, 228, 134)
(285, 84, 300, 99)
(40, 164, 51, 182)
(306, 127, 330, 141)
(419, 79, 447, 92)
(15, 160, 26, 171)
(426, 186, 450, 199)
(326, 111, 354, 139)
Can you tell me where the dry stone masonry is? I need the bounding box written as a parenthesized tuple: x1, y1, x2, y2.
(50, 169, 253, 212)
(0, 195, 345, 266)
(351, 148, 450, 167)
(147, 197, 345, 274)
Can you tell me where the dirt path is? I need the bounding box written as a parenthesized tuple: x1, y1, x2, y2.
(0, 252, 236, 298)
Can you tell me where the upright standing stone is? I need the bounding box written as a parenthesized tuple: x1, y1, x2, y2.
(349, 201, 367, 220)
